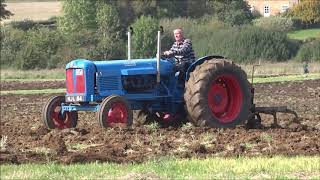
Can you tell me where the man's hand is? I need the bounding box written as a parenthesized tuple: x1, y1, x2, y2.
(156, 51, 170, 57)
(163, 51, 172, 56)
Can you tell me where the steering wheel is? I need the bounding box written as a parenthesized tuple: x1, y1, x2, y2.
(160, 54, 176, 64)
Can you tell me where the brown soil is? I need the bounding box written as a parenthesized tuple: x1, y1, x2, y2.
(0, 80, 319, 164)
(0, 80, 65, 91)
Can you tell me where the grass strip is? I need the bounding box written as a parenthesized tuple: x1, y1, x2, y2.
(0, 69, 65, 81)
(253, 73, 320, 84)
(1, 156, 319, 179)
(0, 88, 65, 95)
(287, 28, 320, 40)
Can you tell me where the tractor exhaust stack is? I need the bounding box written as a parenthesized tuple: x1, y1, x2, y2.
(156, 30, 161, 83)
(127, 30, 131, 60)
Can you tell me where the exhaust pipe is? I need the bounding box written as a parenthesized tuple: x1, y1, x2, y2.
(156, 30, 161, 83)
(127, 29, 131, 60)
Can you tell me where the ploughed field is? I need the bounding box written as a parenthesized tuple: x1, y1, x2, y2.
(1, 80, 65, 91)
(0, 80, 319, 164)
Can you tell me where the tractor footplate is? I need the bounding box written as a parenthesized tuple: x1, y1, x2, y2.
(254, 106, 299, 127)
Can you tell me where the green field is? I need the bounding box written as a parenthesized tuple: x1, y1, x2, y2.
(288, 28, 320, 40)
(0, 69, 65, 81)
(252, 73, 320, 83)
(1, 156, 319, 179)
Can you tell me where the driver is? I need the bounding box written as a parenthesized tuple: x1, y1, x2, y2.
(163, 28, 195, 81)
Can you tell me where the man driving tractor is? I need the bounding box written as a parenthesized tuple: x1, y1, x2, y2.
(163, 28, 195, 81)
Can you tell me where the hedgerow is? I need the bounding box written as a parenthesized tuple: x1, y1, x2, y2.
(1, 17, 317, 69)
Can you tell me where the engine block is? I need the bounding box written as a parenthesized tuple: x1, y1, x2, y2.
(122, 74, 156, 92)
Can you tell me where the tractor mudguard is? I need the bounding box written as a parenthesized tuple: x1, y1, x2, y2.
(185, 55, 225, 81)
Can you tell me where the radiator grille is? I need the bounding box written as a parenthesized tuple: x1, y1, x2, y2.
(66, 68, 85, 93)
(66, 69, 74, 93)
(98, 76, 119, 91)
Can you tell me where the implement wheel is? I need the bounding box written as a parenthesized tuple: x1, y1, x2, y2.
(42, 96, 78, 129)
(184, 59, 252, 128)
(98, 95, 133, 128)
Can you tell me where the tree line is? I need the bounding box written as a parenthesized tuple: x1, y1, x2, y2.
(0, 0, 319, 70)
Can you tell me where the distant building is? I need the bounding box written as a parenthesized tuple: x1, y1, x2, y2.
(246, 0, 300, 17)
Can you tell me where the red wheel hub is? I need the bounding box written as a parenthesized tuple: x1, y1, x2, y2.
(208, 75, 243, 123)
(51, 102, 72, 129)
(106, 102, 128, 126)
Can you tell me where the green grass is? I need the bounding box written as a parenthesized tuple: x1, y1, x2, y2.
(1, 156, 319, 179)
(242, 62, 320, 76)
(288, 28, 320, 40)
(0, 69, 65, 81)
(253, 73, 320, 84)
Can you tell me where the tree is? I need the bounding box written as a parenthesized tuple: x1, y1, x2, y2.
(207, 0, 253, 26)
(58, 0, 126, 35)
(58, 0, 97, 32)
(113, 0, 159, 37)
(0, 0, 13, 21)
(57, 0, 127, 59)
(155, 0, 210, 18)
(113, 0, 210, 26)
(96, 2, 121, 36)
(95, 2, 124, 59)
(185, 0, 211, 18)
(156, 0, 190, 17)
(286, 0, 320, 26)
(131, 16, 159, 58)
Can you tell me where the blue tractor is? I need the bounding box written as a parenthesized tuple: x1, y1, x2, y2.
(42, 30, 298, 129)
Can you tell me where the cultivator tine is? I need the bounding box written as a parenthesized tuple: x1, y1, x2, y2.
(254, 106, 299, 127)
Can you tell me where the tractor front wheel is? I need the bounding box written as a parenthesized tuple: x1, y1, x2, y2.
(98, 95, 133, 128)
(42, 96, 78, 129)
(184, 59, 252, 128)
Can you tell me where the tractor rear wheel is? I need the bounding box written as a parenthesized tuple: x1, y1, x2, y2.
(184, 59, 252, 128)
(42, 96, 78, 129)
(98, 95, 133, 128)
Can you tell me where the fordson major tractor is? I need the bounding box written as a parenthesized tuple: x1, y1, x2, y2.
(42, 30, 298, 129)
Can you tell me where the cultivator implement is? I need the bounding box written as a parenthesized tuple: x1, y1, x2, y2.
(249, 65, 300, 128)
(251, 106, 299, 127)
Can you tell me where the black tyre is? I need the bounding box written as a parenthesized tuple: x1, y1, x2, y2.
(184, 59, 252, 128)
(98, 95, 133, 128)
(42, 96, 78, 129)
